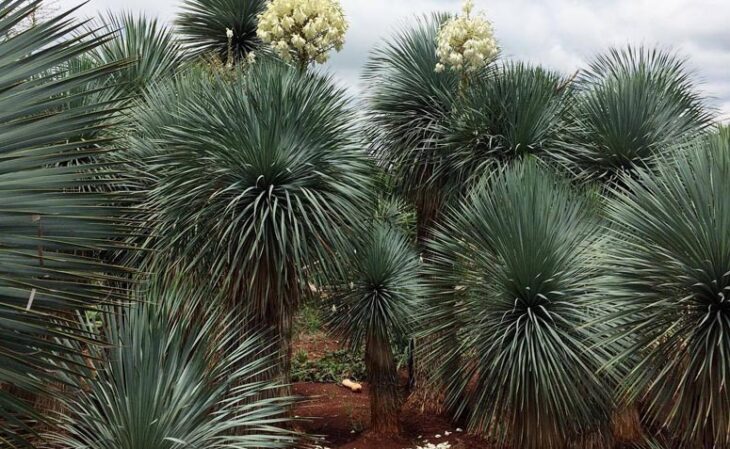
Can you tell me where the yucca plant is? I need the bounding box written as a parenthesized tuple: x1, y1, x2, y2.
(439, 61, 572, 186)
(564, 46, 712, 183)
(374, 196, 416, 242)
(49, 279, 297, 449)
(84, 11, 182, 103)
(330, 223, 422, 434)
(175, 0, 264, 63)
(421, 159, 615, 449)
(60, 12, 182, 145)
(133, 59, 371, 393)
(362, 13, 460, 241)
(0, 0, 134, 445)
(604, 129, 730, 449)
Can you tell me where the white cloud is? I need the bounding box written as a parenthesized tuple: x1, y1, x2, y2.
(55, 0, 730, 120)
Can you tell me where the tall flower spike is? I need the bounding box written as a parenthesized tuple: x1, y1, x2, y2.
(435, 0, 498, 73)
(257, 0, 348, 70)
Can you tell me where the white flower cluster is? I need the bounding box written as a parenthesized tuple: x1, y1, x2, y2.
(257, 0, 348, 66)
(435, 0, 498, 73)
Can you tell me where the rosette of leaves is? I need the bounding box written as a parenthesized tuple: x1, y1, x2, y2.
(421, 159, 615, 449)
(175, 0, 265, 63)
(49, 279, 298, 449)
(563, 46, 712, 184)
(605, 129, 730, 448)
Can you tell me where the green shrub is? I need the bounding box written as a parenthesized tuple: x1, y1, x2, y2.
(294, 302, 324, 335)
(292, 349, 367, 383)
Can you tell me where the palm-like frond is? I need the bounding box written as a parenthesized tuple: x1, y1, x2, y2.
(175, 0, 264, 62)
(132, 60, 371, 382)
(362, 13, 459, 229)
(368, 169, 417, 241)
(140, 59, 371, 316)
(84, 11, 182, 103)
(59, 12, 182, 144)
(124, 65, 212, 161)
(374, 195, 416, 241)
(331, 223, 421, 350)
(439, 61, 571, 186)
(564, 46, 712, 183)
(0, 0, 134, 445)
(421, 159, 614, 449)
(49, 279, 297, 449)
(605, 129, 730, 448)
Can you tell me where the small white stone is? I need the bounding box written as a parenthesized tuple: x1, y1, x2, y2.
(435, 434, 441, 438)
(455, 427, 463, 432)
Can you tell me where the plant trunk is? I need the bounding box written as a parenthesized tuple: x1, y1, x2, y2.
(611, 403, 644, 445)
(366, 335, 401, 435)
(415, 189, 441, 249)
(277, 308, 294, 400)
(229, 266, 298, 425)
(441, 328, 468, 422)
(259, 282, 298, 404)
(409, 189, 442, 392)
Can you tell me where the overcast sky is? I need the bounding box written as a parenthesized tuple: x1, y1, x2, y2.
(59, 0, 730, 121)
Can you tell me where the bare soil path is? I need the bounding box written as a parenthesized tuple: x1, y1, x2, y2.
(293, 382, 492, 449)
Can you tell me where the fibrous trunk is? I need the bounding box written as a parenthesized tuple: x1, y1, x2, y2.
(271, 307, 294, 400)
(611, 404, 644, 445)
(231, 265, 298, 407)
(366, 334, 401, 435)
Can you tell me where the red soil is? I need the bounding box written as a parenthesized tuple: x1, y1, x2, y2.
(293, 382, 492, 449)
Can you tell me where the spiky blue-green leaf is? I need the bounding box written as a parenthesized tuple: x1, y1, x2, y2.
(421, 159, 615, 449)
